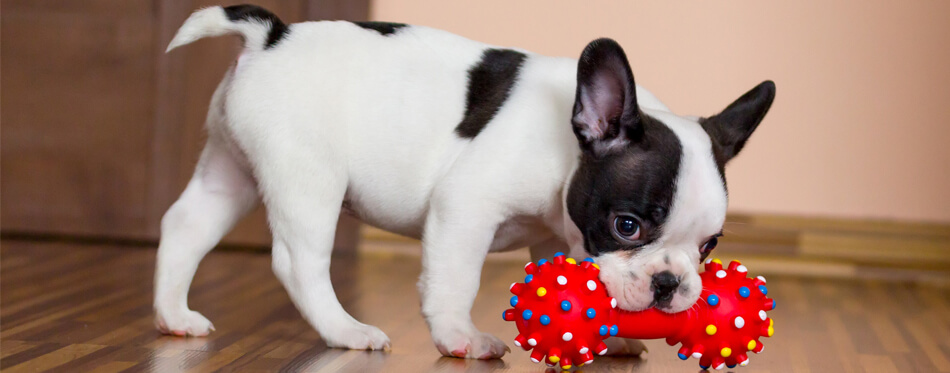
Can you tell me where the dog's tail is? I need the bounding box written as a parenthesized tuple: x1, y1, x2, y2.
(166, 5, 287, 53)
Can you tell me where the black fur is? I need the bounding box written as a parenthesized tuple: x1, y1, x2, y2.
(455, 49, 527, 138)
(224, 4, 288, 49)
(566, 38, 682, 256)
(567, 113, 682, 256)
(353, 21, 408, 36)
(700, 80, 776, 180)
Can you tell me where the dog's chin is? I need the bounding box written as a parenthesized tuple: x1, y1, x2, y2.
(657, 285, 702, 313)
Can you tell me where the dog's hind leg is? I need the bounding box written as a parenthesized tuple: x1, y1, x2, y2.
(257, 141, 391, 350)
(153, 137, 259, 336)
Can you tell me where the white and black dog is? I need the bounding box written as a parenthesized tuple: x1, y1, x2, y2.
(154, 4, 775, 359)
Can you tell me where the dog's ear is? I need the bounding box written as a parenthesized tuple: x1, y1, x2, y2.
(572, 38, 642, 157)
(701, 81, 776, 163)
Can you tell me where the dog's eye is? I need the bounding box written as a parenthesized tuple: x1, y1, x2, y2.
(613, 216, 641, 239)
(701, 237, 719, 253)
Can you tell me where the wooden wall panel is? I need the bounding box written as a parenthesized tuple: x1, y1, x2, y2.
(1, 1, 157, 237)
(2, 0, 368, 249)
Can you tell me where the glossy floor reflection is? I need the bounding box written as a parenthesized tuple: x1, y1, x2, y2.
(1, 240, 948, 372)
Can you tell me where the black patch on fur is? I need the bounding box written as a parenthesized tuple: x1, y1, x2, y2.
(353, 21, 408, 36)
(566, 38, 682, 256)
(224, 4, 289, 49)
(567, 113, 682, 256)
(455, 49, 528, 138)
(699, 80, 776, 183)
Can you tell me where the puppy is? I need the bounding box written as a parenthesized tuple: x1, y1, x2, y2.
(153, 4, 775, 359)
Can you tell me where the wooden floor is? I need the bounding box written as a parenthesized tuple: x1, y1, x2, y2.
(2, 240, 949, 372)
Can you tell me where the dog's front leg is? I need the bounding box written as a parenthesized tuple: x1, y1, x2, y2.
(418, 204, 509, 359)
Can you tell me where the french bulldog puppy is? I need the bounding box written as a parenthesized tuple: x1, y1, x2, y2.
(154, 4, 775, 359)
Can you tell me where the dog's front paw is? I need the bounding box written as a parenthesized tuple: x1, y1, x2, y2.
(155, 309, 215, 337)
(432, 328, 509, 359)
(323, 323, 391, 351)
(603, 337, 648, 356)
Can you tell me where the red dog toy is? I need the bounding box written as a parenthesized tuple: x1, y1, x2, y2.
(503, 253, 775, 370)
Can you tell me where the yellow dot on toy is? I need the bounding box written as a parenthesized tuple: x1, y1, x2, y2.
(721, 347, 732, 357)
(537, 287, 547, 297)
(747, 340, 756, 350)
(770, 318, 774, 327)
(561, 365, 571, 370)
(566, 258, 577, 265)
(706, 324, 717, 335)
(767, 326, 774, 337)
(549, 356, 560, 363)
(592, 263, 600, 270)
(712, 258, 722, 265)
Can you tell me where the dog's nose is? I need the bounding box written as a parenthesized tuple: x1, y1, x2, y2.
(651, 271, 679, 303)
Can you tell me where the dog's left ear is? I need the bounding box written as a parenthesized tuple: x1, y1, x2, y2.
(701, 81, 776, 163)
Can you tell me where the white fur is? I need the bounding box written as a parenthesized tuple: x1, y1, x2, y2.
(155, 6, 728, 359)
(166, 7, 272, 53)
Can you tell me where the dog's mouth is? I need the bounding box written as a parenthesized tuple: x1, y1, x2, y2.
(649, 300, 678, 313)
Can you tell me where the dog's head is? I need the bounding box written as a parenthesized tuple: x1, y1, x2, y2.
(565, 38, 775, 313)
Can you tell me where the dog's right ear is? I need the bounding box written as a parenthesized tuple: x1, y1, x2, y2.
(572, 38, 642, 157)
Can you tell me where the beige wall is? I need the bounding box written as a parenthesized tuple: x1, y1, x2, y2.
(372, 1, 950, 223)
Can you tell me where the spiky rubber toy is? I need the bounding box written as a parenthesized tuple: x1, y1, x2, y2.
(503, 253, 775, 370)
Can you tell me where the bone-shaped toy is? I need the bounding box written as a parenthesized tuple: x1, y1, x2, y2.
(503, 253, 775, 370)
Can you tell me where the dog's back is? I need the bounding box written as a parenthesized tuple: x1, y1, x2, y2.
(168, 5, 580, 237)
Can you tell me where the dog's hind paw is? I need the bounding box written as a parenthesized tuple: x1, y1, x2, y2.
(324, 323, 391, 351)
(155, 309, 215, 337)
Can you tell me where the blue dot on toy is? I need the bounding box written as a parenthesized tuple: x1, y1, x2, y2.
(583, 258, 595, 263)
(738, 286, 751, 298)
(707, 294, 720, 306)
(678, 353, 688, 360)
(510, 296, 518, 307)
(538, 259, 548, 265)
(554, 252, 565, 257)
(586, 308, 596, 319)
(728, 364, 737, 369)
(599, 325, 609, 336)
(522, 309, 532, 320)
(540, 315, 551, 325)
(560, 300, 572, 311)
(759, 285, 768, 295)
(609, 325, 618, 336)
(700, 365, 710, 370)
(524, 274, 533, 283)
(501, 310, 506, 320)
